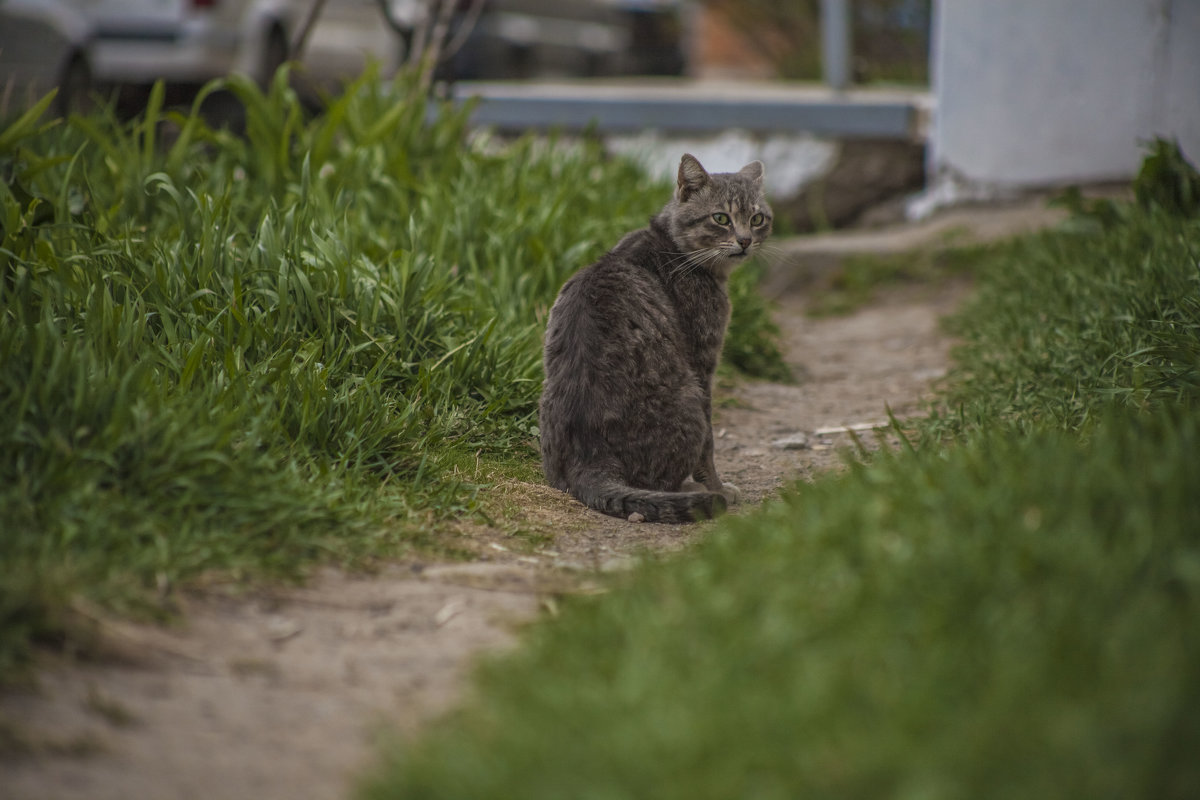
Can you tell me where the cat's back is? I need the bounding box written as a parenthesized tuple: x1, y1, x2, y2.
(540, 224, 702, 494)
(543, 227, 678, 374)
(551, 226, 664, 313)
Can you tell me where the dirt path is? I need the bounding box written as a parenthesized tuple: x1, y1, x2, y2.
(1, 279, 967, 800)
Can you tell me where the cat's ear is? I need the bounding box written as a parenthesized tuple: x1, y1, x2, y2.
(677, 153, 710, 202)
(739, 160, 765, 185)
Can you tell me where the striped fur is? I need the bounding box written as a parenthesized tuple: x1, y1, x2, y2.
(539, 154, 772, 523)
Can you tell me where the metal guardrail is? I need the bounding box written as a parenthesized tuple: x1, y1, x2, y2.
(441, 81, 927, 139)
(425, 0, 924, 140)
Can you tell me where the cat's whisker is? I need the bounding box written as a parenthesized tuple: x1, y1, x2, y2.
(677, 248, 725, 278)
(666, 247, 719, 278)
(664, 253, 694, 274)
(663, 256, 705, 274)
(660, 254, 702, 275)
(750, 243, 791, 267)
(660, 247, 715, 271)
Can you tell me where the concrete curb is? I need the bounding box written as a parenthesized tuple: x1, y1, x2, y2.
(763, 198, 1070, 295)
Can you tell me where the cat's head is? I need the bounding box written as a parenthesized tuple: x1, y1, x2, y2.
(664, 153, 773, 277)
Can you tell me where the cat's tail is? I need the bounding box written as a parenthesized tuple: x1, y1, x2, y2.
(569, 471, 725, 523)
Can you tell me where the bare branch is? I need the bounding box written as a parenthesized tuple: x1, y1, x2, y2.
(405, 3, 434, 69)
(417, 0, 459, 83)
(440, 0, 487, 64)
(368, 0, 486, 88)
(292, 0, 331, 58)
(373, 0, 413, 36)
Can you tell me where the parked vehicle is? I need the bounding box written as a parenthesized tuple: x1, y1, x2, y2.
(6, 0, 687, 114)
(0, 0, 95, 116)
(297, 0, 423, 91)
(442, 0, 686, 81)
(60, 0, 421, 92)
(75, 0, 299, 88)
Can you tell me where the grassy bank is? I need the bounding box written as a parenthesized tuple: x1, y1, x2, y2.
(368, 409, 1200, 800)
(0, 71, 786, 675)
(362, 151, 1200, 798)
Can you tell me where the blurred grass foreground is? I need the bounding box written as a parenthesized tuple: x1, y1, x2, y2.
(362, 143, 1200, 798)
(0, 68, 786, 674)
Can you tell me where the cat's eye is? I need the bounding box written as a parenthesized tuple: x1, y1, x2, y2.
(711, 212, 731, 225)
(750, 213, 765, 226)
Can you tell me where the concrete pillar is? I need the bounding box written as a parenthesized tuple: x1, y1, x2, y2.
(821, 0, 851, 91)
(928, 0, 1200, 189)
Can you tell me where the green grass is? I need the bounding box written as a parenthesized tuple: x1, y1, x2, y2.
(361, 148, 1200, 798)
(805, 236, 985, 317)
(934, 205, 1200, 436)
(723, 260, 792, 383)
(365, 410, 1200, 800)
(0, 70, 788, 675)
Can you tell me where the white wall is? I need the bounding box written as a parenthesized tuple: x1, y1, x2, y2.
(929, 0, 1200, 189)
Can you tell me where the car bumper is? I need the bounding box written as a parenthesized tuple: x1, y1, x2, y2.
(90, 21, 239, 83)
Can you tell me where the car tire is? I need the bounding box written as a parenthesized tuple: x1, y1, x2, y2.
(259, 25, 290, 87)
(56, 52, 93, 116)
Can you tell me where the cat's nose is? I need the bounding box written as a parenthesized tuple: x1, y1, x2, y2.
(736, 235, 752, 251)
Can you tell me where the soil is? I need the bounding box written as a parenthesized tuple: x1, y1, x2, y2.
(0, 277, 969, 800)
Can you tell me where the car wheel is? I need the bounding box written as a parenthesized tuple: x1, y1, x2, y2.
(57, 52, 93, 116)
(259, 26, 290, 87)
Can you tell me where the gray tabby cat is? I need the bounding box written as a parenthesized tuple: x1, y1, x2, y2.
(539, 153, 772, 523)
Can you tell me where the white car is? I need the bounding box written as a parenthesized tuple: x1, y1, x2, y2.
(75, 0, 299, 88)
(0, 0, 94, 115)
(298, 0, 420, 91)
(69, 0, 419, 90)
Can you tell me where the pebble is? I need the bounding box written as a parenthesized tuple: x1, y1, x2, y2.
(770, 432, 811, 450)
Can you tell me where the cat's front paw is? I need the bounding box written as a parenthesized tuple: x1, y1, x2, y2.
(718, 482, 741, 506)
